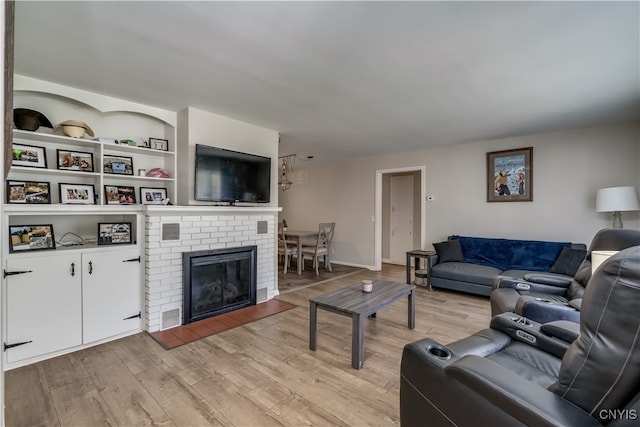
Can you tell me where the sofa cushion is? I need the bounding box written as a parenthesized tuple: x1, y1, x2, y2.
(548, 247, 587, 277)
(433, 239, 464, 263)
(431, 262, 502, 287)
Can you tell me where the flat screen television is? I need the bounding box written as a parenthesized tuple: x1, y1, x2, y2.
(195, 144, 271, 204)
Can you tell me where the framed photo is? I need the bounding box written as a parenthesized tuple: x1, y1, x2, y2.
(148, 137, 169, 151)
(56, 149, 94, 172)
(98, 222, 132, 245)
(140, 187, 167, 205)
(12, 143, 47, 168)
(59, 183, 96, 205)
(6, 180, 51, 204)
(103, 155, 134, 175)
(9, 224, 56, 253)
(487, 147, 533, 202)
(104, 185, 136, 204)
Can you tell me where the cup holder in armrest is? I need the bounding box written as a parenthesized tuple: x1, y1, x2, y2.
(427, 345, 451, 359)
(510, 316, 532, 326)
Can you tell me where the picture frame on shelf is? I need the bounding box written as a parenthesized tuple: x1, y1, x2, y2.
(56, 149, 95, 172)
(148, 137, 169, 151)
(9, 224, 56, 253)
(104, 185, 136, 205)
(103, 154, 134, 175)
(98, 222, 132, 245)
(140, 187, 167, 205)
(487, 147, 533, 203)
(6, 180, 51, 204)
(59, 183, 96, 205)
(11, 143, 47, 168)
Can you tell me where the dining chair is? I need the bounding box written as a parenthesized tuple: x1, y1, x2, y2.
(278, 226, 297, 274)
(302, 222, 335, 275)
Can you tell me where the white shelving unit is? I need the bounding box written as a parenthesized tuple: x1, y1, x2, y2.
(1, 75, 178, 369)
(10, 129, 176, 204)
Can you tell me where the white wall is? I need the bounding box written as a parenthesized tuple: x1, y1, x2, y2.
(176, 107, 279, 207)
(280, 122, 640, 268)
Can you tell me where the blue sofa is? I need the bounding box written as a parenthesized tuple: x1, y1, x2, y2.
(429, 235, 587, 297)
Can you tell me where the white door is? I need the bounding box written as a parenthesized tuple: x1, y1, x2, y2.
(5, 253, 82, 363)
(389, 175, 414, 263)
(82, 248, 142, 344)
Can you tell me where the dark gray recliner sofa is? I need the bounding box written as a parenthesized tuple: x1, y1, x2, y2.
(400, 245, 640, 427)
(429, 235, 586, 296)
(491, 228, 640, 323)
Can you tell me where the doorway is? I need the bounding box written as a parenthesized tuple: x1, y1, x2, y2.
(375, 166, 426, 270)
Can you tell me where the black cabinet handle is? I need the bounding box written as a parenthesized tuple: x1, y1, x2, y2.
(123, 256, 141, 263)
(3, 270, 33, 278)
(4, 340, 32, 351)
(88, 261, 93, 275)
(123, 311, 142, 320)
(71, 262, 75, 277)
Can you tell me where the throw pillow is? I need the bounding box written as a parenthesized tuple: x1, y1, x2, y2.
(549, 247, 587, 277)
(433, 239, 464, 263)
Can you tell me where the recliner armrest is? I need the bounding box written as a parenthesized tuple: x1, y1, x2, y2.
(493, 276, 568, 295)
(523, 273, 572, 287)
(445, 355, 601, 427)
(490, 313, 570, 358)
(540, 320, 580, 344)
(516, 296, 580, 324)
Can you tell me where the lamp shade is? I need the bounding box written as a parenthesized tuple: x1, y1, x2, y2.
(596, 186, 640, 212)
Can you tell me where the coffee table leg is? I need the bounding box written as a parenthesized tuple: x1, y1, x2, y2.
(408, 289, 415, 330)
(352, 314, 365, 369)
(309, 302, 317, 351)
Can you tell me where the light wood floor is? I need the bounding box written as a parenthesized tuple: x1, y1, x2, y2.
(4, 264, 491, 426)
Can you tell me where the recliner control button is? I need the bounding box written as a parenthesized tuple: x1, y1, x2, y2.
(516, 330, 537, 343)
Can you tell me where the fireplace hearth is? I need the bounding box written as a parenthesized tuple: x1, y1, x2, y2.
(183, 246, 257, 324)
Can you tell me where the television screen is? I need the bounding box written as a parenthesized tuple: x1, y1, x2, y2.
(195, 144, 271, 203)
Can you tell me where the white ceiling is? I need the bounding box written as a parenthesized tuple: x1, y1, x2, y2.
(13, 1, 640, 160)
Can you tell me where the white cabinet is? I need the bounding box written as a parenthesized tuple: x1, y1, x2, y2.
(82, 248, 142, 344)
(5, 253, 82, 364)
(4, 246, 143, 366)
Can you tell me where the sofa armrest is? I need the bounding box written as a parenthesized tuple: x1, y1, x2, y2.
(523, 273, 572, 287)
(515, 296, 581, 324)
(493, 275, 568, 295)
(445, 356, 601, 427)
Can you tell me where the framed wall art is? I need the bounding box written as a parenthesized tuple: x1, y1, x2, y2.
(140, 187, 167, 205)
(56, 149, 94, 172)
(98, 222, 132, 245)
(59, 183, 96, 205)
(104, 185, 136, 204)
(487, 147, 533, 202)
(9, 224, 56, 253)
(103, 154, 134, 175)
(148, 137, 169, 151)
(11, 143, 47, 168)
(6, 180, 51, 204)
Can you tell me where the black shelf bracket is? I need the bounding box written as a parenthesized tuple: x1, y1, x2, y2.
(4, 340, 33, 351)
(123, 311, 142, 320)
(123, 256, 141, 263)
(3, 270, 33, 279)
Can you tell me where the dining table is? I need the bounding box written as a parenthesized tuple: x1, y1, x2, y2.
(283, 229, 319, 275)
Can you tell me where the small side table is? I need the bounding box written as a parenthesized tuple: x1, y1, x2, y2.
(406, 250, 436, 290)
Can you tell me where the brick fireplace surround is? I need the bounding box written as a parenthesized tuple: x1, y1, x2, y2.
(144, 206, 279, 332)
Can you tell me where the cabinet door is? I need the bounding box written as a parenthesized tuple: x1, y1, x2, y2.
(82, 248, 142, 344)
(5, 254, 82, 364)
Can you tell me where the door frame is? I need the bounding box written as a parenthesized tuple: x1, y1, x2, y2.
(374, 166, 426, 270)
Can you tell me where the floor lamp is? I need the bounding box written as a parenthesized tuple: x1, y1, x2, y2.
(596, 186, 640, 228)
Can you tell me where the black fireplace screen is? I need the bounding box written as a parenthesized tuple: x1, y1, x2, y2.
(183, 246, 257, 324)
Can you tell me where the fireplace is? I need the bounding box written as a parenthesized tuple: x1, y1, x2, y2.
(182, 246, 257, 324)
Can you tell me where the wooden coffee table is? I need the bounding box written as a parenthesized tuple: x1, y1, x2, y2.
(309, 280, 415, 369)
